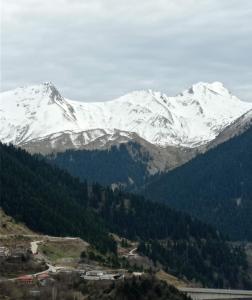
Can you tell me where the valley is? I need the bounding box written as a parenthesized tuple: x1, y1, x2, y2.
(2, 0, 252, 298)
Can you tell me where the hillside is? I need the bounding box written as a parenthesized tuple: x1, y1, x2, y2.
(46, 142, 150, 189)
(0, 143, 116, 253)
(143, 124, 252, 241)
(46, 142, 195, 189)
(0, 143, 251, 287)
(78, 276, 191, 300)
(0, 275, 190, 300)
(0, 209, 33, 235)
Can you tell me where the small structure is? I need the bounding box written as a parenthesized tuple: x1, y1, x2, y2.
(0, 246, 10, 257)
(82, 274, 100, 280)
(9, 248, 28, 262)
(86, 270, 104, 276)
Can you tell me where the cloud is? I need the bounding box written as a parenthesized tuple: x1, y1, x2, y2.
(1, 0, 252, 101)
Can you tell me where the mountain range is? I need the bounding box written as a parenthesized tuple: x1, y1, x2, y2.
(1, 81, 252, 183)
(1, 81, 251, 150)
(1, 82, 252, 235)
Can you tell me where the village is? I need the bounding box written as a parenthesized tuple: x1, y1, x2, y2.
(0, 233, 147, 299)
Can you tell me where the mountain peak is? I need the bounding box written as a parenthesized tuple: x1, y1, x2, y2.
(5, 82, 63, 103)
(17, 82, 64, 105)
(184, 81, 231, 98)
(42, 82, 64, 104)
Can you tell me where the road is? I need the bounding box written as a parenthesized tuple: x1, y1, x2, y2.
(179, 287, 252, 300)
(128, 248, 138, 256)
(30, 240, 42, 255)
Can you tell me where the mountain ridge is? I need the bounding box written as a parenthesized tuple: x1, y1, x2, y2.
(1, 81, 251, 150)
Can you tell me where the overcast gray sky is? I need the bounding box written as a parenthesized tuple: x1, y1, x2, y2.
(1, 0, 252, 102)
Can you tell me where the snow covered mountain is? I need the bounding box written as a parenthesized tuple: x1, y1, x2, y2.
(1, 81, 252, 150)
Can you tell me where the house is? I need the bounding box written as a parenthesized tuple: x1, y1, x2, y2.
(0, 246, 10, 257)
(7, 249, 28, 263)
(17, 275, 34, 284)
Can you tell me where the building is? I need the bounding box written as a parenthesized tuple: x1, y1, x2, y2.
(81, 270, 124, 281)
(86, 270, 104, 276)
(132, 272, 143, 277)
(0, 246, 10, 257)
(17, 275, 34, 284)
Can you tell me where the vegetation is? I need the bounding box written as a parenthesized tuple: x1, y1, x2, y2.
(138, 240, 249, 288)
(47, 142, 150, 189)
(86, 187, 251, 288)
(143, 125, 252, 241)
(0, 143, 251, 287)
(0, 253, 47, 278)
(39, 239, 88, 264)
(0, 208, 33, 235)
(0, 143, 116, 254)
(0, 274, 191, 300)
(80, 275, 191, 300)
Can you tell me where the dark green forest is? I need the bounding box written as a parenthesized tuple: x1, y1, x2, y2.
(47, 142, 150, 189)
(138, 240, 248, 288)
(0, 143, 251, 287)
(89, 187, 250, 288)
(0, 143, 116, 253)
(143, 125, 252, 241)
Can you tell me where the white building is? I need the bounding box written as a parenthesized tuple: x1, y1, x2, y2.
(0, 247, 10, 257)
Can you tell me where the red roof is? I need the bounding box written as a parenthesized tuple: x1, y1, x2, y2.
(17, 275, 34, 281)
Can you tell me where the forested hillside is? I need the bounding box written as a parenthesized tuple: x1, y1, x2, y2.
(143, 125, 252, 241)
(87, 187, 250, 288)
(0, 143, 116, 253)
(0, 143, 251, 287)
(47, 142, 150, 189)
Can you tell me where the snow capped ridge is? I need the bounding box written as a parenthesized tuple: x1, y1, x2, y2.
(192, 81, 227, 93)
(180, 81, 233, 98)
(1, 81, 252, 149)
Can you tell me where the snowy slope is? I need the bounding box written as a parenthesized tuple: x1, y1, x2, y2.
(1, 81, 252, 148)
(208, 108, 252, 148)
